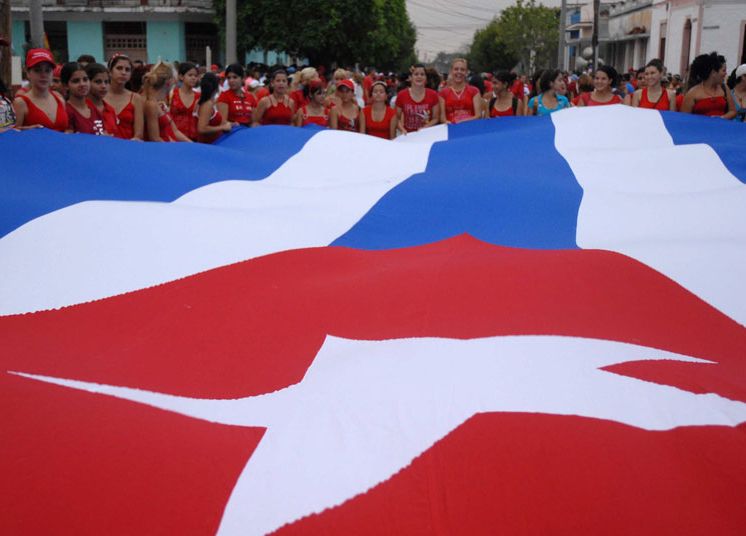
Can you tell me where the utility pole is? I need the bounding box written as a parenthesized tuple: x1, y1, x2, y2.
(29, 0, 43, 48)
(557, 0, 566, 70)
(592, 0, 600, 70)
(226, 0, 237, 65)
(1, 0, 11, 86)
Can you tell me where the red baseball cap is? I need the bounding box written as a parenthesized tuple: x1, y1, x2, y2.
(336, 79, 354, 92)
(26, 48, 55, 69)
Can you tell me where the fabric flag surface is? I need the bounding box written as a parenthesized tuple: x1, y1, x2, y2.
(1, 106, 745, 535)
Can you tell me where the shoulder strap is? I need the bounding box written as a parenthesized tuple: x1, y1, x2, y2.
(489, 93, 497, 112)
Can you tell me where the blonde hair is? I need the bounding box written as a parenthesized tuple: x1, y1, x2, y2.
(299, 67, 318, 84)
(451, 58, 468, 70)
(142, 61, 175, 98)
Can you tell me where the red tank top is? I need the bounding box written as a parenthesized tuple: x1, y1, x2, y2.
(115, 93, 136, 139)
(20, 93, 68, 131)
(261, 96, 294, 125)
(581, 92, 622, 106)
(692, 96, 727, 117)
(363, 105, 395, 139)
(336, 106, 359, 132)
(198, 106, 224, 144)
(489, 96, 516, 117)
(170, 88, 199, 141)
(300, 105, 329, 127)
(639, 87, 671, 110)
(100, 100, 120, 137)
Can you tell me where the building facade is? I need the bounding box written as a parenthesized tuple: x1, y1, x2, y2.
(10, 0, 219, 65)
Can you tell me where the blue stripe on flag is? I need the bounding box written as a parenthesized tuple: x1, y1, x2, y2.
(660, 111, 746, 184)
(0, 126, 315, 238)
(333, 116, 583, 250)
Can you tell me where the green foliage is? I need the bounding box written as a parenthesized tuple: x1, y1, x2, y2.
(214, 0, 416, 69)
(493, 0, 560, 72)
(467, 18, 517, 73)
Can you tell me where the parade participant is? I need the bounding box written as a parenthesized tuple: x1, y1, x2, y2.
(681, 52, 736, 118)
(0, 35, 15, 131)
(142, 61, 191, 142)
(440, 58, 481, 123)
(395, 63, 440, 134)
(253, 67, 295, 126)
(290, 66, 319, 109)
(631, 59, 676, 111)
(571, 74, 593, 106)
(294, 80, 330, 127)
(727, 64, 746, 122)
(12, 49, 68, 131)
(85, 63, 119, 136)
(329, 79, 360, 132)
(218, 63, 256, 127)
(61, 62, 102, 135)
(106, 54, 144, 140)
(576, 65, 623, 107)
(488, 71, 524, 117)
(170, 61, 199, 140)
(197, 72, 233, 143)
(52, 64, 64, 98)
(325, 68, 349, 108)
(526, 70, 570, 116)
(360, 81, 397, 139)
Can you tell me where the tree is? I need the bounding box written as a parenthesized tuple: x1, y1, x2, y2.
(494, 0, 559, 73)
(467, 18, 517, 73)
(214, 0, 416, 70)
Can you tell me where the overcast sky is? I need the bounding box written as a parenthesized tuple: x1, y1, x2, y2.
(407, 0, 560, 62)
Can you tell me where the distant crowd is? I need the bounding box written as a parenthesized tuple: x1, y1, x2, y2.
(0, 40, 744, 143)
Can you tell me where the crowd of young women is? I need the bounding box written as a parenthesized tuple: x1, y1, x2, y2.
(1, 47, 744, 141)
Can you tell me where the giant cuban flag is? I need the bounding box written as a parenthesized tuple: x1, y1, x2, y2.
(2, 106, 745, 535)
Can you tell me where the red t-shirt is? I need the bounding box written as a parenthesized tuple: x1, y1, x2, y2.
(218, 89, 256, 126)
(363, 105, 395, 139)
(66, 100, 105, 135)
(439, 85, 480, 123)
(396, 88, 439, 132)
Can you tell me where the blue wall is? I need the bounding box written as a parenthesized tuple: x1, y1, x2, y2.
(67, 21, 105, 64)
(147, 21, 185, 63)
(11, 20, 26, 57)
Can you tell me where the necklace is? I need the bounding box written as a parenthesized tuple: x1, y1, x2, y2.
(450, 85, 466, 100)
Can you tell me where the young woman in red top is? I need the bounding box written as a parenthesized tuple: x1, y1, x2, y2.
(62, 62, 100, 135)
(439, 58, 481, 123)
(197, 72, 233, 144)
(329, 79, 360, 132)
(576, 65, 623, 107)
(488, 71, 525, 117)
(396, 63, 440, 134)
(631, 59, 676, 111)
(85, 63, 119, 136)
(360, 81, 397, 139)
(142, 62, 191, 142)
(106, 54, 144, 140)
(681, 52, 736, 119)
(218, 63, 256, 127)
(170, 61, 199, 140)
(13, 48, 68, 131)
(254, 68, 296, 126)
(293, 80, 330, 127)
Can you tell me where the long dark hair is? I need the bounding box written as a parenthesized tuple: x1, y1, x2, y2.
(687, 52, 726, 89)
(198, 72, 220, 105)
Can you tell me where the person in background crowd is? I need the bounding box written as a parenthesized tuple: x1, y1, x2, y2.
(681, 52, 736, 119)
(142, 61, 191, 142)
(0, 35, 15, 131)
(197, 72, 232, 143)
(218, 63, 256, 127)
(352, 71, 365, 108)
(106, 54, 144, 140)
(13, 48, 68, 131)
(76, 54, 95, 68)
(294, 80, 330, 127)
(424, 66, 442, 92)
(631, 59, 676, 111)
(526, 69, 570, 116)
(326, 68, 348, 107)
(170, 61, 199, 141)
(440, 58, 481, 123)
(360, 80, 397, 139)
(468, 73, 488, 118)
(254, 67, 295, 126)
(362, 66, 377, 105)
(329, 78, 359, 131)
(576, 65, 622, 106)
(488, 71, 524, 117)
(85, 63, 119, 136)
(290, 67, 319, 109)
(727, 64, 746, 122)
(61, 62, 100, 135)
(396, 63, 440, 134)
(52, 64, 64, 98)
